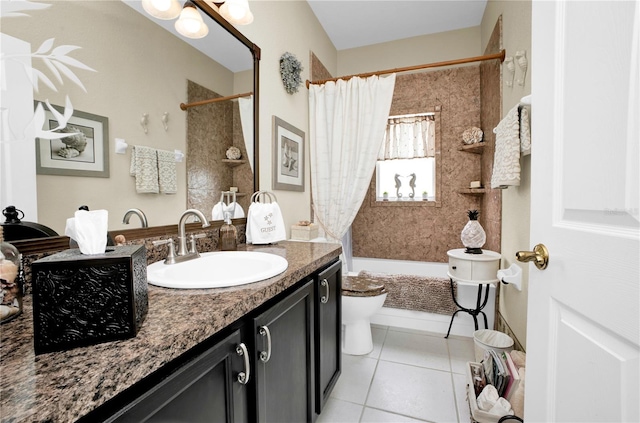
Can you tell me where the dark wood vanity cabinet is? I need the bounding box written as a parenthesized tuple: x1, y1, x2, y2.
(253, 279, 315, 423)
(103, 259, 340, 423)
(108, 328, 249, 423)
(315, 259, 342, 415)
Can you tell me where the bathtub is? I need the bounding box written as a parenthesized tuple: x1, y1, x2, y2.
(350, 257, 496, 338)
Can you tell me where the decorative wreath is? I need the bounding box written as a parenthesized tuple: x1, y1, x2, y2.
(279, 52, 303, 94)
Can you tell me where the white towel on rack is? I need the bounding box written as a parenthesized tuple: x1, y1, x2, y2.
(246, 201, 286, 244)
(212, 202, 245, 220)
(156, 149, 177, 194)
(491, 106, 523, 188)
(519, 106, 531, 156)
(130, 145, 159, 194)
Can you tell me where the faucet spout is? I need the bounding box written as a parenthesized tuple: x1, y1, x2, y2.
(177, 209, 210, 256)
(123, 208, 148, 228)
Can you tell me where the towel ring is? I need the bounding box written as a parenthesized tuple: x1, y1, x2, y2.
(220, 191, 237, 206)
(250, 191, 277, 203)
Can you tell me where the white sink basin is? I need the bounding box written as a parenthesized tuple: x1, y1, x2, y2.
(147, 251, 288, 289)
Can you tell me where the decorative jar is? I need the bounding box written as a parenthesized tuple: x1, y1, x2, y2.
(461, 210, 486, 254)
(0, 226, 23, 323)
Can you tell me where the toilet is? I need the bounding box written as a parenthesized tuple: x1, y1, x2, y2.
(342, 276, 387, 355)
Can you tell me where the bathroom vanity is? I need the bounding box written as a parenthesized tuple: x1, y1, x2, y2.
(0, 241, 342, 422)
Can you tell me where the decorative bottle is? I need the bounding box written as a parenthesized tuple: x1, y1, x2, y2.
(0, 226, 23, 323)
(220, 212, 237, 251)
(461, 209, 486, 254)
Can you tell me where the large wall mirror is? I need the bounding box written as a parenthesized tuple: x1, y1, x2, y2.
(1, 0, 259, 244)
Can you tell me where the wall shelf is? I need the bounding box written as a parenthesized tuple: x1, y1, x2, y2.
(222, 159, 247, 167)
(458, 188, 487, 195)
(458, 142, 486, 154)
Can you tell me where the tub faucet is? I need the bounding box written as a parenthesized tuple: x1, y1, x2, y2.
(177, 209, 210, 257)
(122, 208, 148, 228)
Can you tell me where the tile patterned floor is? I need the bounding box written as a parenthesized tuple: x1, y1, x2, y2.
(317, 325, 475, 423)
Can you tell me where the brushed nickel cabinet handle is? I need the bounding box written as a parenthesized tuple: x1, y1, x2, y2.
(236, 343, 250, 384)
(320, 278, 329, 304)
(258, 325, 271, 363)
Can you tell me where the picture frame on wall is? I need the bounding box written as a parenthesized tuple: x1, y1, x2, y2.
(35, 103, 110, 178)
(272, 115, 304, 191)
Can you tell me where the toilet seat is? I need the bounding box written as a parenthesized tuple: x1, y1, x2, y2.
(342, 276, 387, 297)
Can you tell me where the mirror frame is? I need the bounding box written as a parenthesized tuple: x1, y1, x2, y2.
(11, 1, 261, 255)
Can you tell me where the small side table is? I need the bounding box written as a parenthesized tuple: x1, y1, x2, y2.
(445, 248, 501, 338)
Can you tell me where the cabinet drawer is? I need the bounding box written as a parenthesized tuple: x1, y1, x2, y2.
(449, 258, 472, 280)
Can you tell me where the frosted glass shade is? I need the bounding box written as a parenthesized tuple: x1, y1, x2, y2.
(175, 2, 209, 39)
(219, 0, 254, 25)
(141, 0, 181, 20)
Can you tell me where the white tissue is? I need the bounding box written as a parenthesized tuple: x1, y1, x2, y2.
(488, 397, 514, 416)
(477, 385, 514, 417)
(477, 384, 500, 411)
(65, 210, 109, 254)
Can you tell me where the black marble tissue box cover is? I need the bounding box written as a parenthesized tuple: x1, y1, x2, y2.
(31, 245, 148, 354)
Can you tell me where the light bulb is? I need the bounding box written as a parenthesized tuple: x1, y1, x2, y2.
(151, 0, 171, 12)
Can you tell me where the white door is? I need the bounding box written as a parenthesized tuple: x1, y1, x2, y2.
(526, 1, 639, 422)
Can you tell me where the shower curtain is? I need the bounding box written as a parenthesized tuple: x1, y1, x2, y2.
(309, 74, 396, 271)
(238, 96, 253, 173)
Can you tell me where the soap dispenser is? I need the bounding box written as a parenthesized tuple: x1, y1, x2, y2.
(220, 212, 237, 251)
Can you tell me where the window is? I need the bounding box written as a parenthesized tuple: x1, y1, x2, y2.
(376, 158, 435, 200)
(376, 113, 436, 201)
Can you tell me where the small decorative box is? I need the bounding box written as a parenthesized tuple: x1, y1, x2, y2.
(31, 245, 148, 354)
(291, 223, 319, 241)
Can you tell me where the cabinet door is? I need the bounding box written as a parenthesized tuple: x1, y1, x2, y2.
(315, 259, 342, 414)
(253, 279, 314, 423)
(109, 329, 249, 423)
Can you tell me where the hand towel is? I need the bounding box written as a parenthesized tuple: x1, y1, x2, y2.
(156, 149, 177, 194)
(246, 201, 286, 244)
(212, 202, 245, 220)
(491, 105, 521, 188)
(130, 145, 159, 194)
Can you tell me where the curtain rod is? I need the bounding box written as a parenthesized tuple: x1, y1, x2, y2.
(180, 91, 253, 110)
(305, 50, 505, 88)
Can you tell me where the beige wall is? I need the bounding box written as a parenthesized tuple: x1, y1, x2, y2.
(2, 1, 237, 234)
(337, 27, 482, 76)
(238, 1, 337, 234)
(481, 0, 532, 349)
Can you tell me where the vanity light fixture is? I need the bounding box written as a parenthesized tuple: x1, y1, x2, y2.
(175, 1, 209, 39)
(141, 0, 181, 20)
(219, 0, 254, 25)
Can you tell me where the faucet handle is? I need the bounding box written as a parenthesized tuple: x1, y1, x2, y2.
(153, 238, 177, 264)
(188, 233, 207, 254)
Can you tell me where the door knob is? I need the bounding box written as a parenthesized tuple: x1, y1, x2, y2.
(516, 243, 549, 270)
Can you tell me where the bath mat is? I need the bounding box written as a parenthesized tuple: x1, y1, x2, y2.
(358, 270, 457, 315)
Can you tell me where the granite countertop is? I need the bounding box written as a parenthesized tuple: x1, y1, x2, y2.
(0, 241, 341, 422)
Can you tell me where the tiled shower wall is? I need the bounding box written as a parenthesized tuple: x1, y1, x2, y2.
(480, 17, 503, 257)
(352, 65, 503, 263)
(186, 81, 252, 219)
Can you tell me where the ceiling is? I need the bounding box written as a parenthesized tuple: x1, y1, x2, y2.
(306, 0, 488, 51)
(125, 0, 488, 72)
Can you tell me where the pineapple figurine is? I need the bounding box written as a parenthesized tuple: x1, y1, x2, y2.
(461, 209, 486, 254)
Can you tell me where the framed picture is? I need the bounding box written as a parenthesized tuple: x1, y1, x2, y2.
(273, 116, 304, 191)
(35, 104, 109, 177)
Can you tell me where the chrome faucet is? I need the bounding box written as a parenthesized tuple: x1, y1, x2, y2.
(177, 209, 210, 257)
(122, 208, 148, 228)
